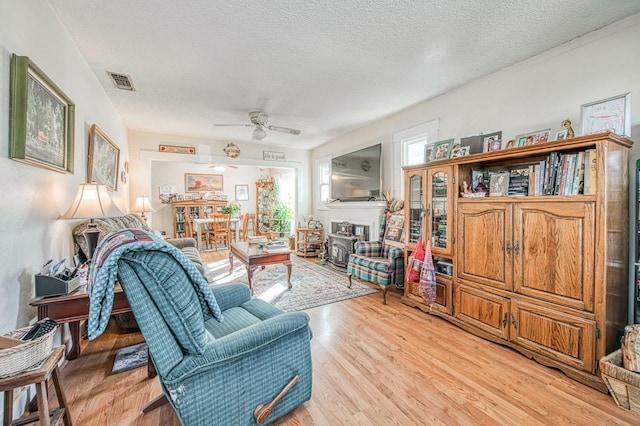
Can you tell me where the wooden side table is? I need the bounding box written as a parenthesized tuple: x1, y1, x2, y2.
(295, 228, 324, 258)
(0, 346, 72, 426)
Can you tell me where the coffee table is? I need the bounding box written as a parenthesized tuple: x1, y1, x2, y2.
(229, 242, 292, 294)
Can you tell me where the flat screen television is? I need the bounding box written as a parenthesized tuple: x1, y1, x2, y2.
(331, 143, 382, 201)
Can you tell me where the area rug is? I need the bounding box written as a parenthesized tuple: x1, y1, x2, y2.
(111, 342, 148, 375)
(206, 256, 378, 312)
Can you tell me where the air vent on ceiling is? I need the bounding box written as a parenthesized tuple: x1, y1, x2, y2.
(107, 71, 136, 91)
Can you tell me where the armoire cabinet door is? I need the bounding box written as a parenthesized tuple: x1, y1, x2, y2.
(427, 166, 453, 256)
(513, 202, 595, 312)
(457, 202, 513, 291)
(405, 170, 425, 247)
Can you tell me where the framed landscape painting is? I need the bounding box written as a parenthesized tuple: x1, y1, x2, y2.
(88, 124, 120, 191)
(185, 173, 223, 193)
(9, 54, 75, 173)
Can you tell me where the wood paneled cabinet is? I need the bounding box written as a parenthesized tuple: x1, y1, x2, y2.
(172, 200, 227, 238)
(295, 228, 324, 257)
(402, 132, 632, 392)
(403, 165, 454, 315)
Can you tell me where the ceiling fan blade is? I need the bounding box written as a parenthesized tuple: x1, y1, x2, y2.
(267, 125, 301, 135)
(213, 123, 253, 127)
(210, 164, 239, 170)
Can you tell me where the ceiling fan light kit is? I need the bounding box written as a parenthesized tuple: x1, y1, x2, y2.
(214, 111, 301, 141)
(252, 126, 267, 141)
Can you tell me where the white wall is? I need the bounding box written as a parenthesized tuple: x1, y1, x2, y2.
(128, 130, 313, 228)
(0, 1, 128, 333)
(313, 14, 640, 205)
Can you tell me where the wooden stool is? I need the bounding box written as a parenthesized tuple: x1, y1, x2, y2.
(0, 346, 72, 426)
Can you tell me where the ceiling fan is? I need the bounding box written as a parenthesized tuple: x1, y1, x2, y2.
(214, 111, 301, 141)
(209, 164, 238, 171)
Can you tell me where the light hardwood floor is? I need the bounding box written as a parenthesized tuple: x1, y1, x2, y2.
(51, 251, 636, 425)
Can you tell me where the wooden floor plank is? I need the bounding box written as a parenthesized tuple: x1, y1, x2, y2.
(49, 251, 637, 425)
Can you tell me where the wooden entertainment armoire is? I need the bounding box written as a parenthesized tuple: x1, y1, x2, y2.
(402, 132, 632, 392)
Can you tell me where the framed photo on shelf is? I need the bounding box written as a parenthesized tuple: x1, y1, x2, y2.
(461, 135, 484, 155)
(185, 173, 223, 193)
(515, 129, 551, 147)
(470, 169, 485, 192)
(489, 172, 510, 197)
(424, 144, 435, 163)
(9, 55, 75, 173)
(555, 129, 569, 141)
(235, 184, 249, 201)
(450, 145, 470, 158)
(88, 124, 120, 191)
(482, 131, 503, 152)
(581, 93, 631, 137)
(431, 138, 454, 161)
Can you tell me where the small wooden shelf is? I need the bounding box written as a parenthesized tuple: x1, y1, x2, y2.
(295, 228, 324, 258)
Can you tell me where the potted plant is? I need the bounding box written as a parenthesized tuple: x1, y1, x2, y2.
(269, 202, 294, 239)
(221, 203, 241, 218)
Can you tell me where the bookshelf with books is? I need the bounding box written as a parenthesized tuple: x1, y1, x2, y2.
(295, 228, 324, 258)
(402, 132, 632, 392)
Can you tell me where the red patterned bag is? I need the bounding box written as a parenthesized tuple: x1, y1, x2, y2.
(406, 239, 425, 283)
(419, 241, 437, 305)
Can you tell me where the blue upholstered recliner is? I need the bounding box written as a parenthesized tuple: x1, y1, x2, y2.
(87, 229, 312, 425)
(347, 215, 404, 304)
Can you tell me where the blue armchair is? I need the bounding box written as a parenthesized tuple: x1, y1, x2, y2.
(87, 229, 312, 425)
(347, 215, 404, 304)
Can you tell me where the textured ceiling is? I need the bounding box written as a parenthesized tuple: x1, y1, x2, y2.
(47, 1, 640, 149)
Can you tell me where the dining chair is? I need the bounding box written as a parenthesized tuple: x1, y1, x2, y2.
(240, 213, 256, 241)
(206, 213, 231, 250)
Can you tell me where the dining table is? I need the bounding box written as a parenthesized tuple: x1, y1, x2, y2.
(192, 217, 240, 251)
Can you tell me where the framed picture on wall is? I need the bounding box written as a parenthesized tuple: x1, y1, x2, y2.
(88, 124, 120, 191)
(235, 184, 249, 201)
(581, 93, 631, 137)
(185, 173, 223, 193)
(9, 54, 75, 173)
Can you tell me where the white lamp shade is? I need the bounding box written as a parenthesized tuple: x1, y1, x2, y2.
(252, 126, 267, 141)
(131, 196, 155, 213)
(61, 183, 123, 219)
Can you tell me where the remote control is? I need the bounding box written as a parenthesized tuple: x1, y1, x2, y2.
(21, 318, 57, 341)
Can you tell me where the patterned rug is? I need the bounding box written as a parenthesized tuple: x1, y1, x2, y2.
(112, 342, 148, 374)
(206, 255, 379, 311)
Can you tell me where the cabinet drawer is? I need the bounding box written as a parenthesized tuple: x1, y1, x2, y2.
(511, 299, 596, 373)
(454, 283, 510, 340)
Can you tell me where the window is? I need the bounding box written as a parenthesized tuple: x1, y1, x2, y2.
(316, 155, 331, 209)
(403, 134, 429, 166)
(392, 119, 439, 197)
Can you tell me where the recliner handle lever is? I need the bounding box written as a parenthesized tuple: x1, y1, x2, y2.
(254, 375, 300, 424)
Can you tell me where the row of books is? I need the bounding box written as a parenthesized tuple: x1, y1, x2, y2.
(531, 149, 597, 196)
(487, 149, 597, 197)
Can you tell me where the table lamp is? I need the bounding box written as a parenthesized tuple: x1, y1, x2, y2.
(131, 195, 155, 223)
(61, 183, 123, 261)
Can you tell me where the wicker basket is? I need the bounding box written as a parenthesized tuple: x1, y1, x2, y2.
(600, 349, 640, 411)
(0, 325, 57, 378)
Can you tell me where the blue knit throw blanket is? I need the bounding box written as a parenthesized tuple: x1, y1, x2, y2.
(86, 229, 223, 340)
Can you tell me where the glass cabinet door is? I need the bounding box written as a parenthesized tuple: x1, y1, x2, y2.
(427, 166, 453, 256)
(404, 170, 425, 246)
